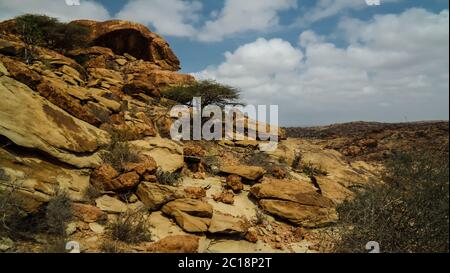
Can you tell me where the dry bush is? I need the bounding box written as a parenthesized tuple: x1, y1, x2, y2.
(298, 162, 328, 177)
(253, 208, 268, 226)
(100, 240, 121, 253)
(155, 169, 181, 186)
(45, 189, 73, 237)
(83, 183, 103, 204)
(101, 130, 140, 172)
(0, 172, 27, 236)
(109, 209, 151, 244)
(332, 147, 449, 253)
(43, 237, 68, 253)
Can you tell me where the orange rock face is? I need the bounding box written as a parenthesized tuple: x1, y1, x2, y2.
(72, 20, 181, 71)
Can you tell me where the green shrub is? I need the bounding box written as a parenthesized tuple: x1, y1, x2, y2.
(15, 14, 89, 52)
(162, 80, 242, 108)
(109, 209, 151, 244)
(332, 147, 449, 253)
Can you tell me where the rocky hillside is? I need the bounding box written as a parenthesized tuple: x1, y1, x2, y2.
(285, 121, 449, 162)
(0, 18, 381, 253)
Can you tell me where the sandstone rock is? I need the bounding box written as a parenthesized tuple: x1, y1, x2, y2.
(0, 76, 108, 168)
(184, 186, 207, 199)
(36, 77, 101, 126)
(104, 111, 157, 140)
(135, 182, 183, 211)
(88, 68, 123, 86)
(95, 195, 127, 214)
(89, 222, 105, 234)
(0, 60, 9, 76)
(220, 165, 266, 181)
(67, 46, 114, 58)
(122, 80, 160, 97)
(226, 174, 244, 192)
(162, 199, 213, 233)
(143, 69, 195, 88)
(122, 155, 157, 176)
(245, 227, 259, 243)
(208, 213, 248, 235)
(90, 164, 119, 190)
(250, 179, 337, 227)
(147, 235, 200, 253)
(72, 203, 107, 223)
(270, 166, 287, 179)
(0, 56, 42, 89)
(0, 38, 23, 56)
(250, 179, 333, 208)
(213, 190, 235, 205)
(107, 171, 140, 191)
(72, 20, 180, 71)
(130, 137, 184, 172)
(259, 199, 338, 228)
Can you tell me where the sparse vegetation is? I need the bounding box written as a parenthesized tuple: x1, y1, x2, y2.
(109, 209, 151, 244)
(45, 189, 73, 237)
(298, 162, 328, 177)
(15, 14, 89, 54)
(332, 147, 449, 253)
(101, 130, 140, 172)
(83, 183, 103, 204)
(100, 240, 121, 253)
(162, 80, 242, 108)
(155, 168, 182, 186)
(253, 208, 268, 226)
(0, 174, 26, 237)
(291, 152, 302, 169)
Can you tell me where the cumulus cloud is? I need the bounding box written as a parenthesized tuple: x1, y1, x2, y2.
(197, 0, 297, 42)
(193, 8, 449, 126)
(0, 0, 110, 22)
(116, 0, 202, 37)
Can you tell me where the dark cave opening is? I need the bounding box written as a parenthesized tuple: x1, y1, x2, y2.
(93, 29, 152, 61)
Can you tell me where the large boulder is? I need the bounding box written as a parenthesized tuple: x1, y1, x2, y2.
(0, 75, 109, 168)
(250, 179, 337, 227)
(95, 195, 128, 214)
(136, 182, 184, 211)
(208, 212, 249, 235)
(147, 235, 201, 253)
(220, 165, 266, 181)
(130, 137, 184, 172)
(72, 20, 181, 71)
(162, 199, 213, 233)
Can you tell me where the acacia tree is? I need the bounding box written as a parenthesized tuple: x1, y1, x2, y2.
(162, 80, 243, 108)
(14, 14, 89, 62)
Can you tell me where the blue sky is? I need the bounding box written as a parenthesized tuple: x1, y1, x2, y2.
(0, 0, 448, 126)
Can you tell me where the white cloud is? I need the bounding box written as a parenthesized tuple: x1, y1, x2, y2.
(295, 0, 401, 26)
(194, 8, 449, 126)
(196, 0, 297, 42)
(116, 0, 202, 37)
(0, 0, 110, 22)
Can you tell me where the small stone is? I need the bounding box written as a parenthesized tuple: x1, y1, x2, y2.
(115, 58, 127, 66)
(66, 222, 77, 236)
(245, 228, 258, 243)
(0, 237, 14, 252)
(89, 222, 105, 234)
